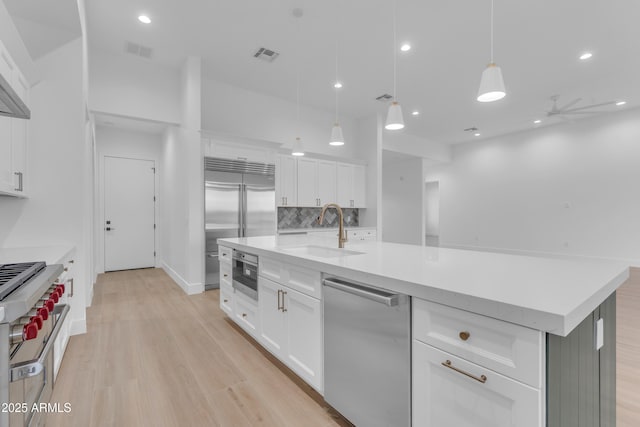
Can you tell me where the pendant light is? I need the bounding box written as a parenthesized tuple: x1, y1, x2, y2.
(329, 9, 345, 146)
(385, 0, 404, 130)
(291, 8, 305, 156)
(477, 0, 506, 102)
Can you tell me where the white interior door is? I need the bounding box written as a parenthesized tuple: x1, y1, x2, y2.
(104, 156, 156, 271)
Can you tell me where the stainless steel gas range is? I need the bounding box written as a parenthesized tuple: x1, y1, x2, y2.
(0, 262, 69, 427)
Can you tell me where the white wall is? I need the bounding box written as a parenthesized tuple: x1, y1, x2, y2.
(89, 50, 181, 125)
(426, 108, 640, 266)
(381, 153, 424, 245)
(94, 125, 163, 274)
(202, 78, 361, 159)
(383, 130, 452, 164)
(354, 114, 380, 228)
(0, 38, 89, 334)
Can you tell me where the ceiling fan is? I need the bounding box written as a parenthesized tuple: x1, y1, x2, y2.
(546, 95, 617, 118)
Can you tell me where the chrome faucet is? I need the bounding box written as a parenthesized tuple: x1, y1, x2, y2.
(317, 203, 348, 248)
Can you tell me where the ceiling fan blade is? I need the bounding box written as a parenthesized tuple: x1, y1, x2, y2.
(557, 98, 582, 111)
(561, 101, 617, 114)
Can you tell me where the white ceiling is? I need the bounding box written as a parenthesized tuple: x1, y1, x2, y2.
(3, 0, 81, 60)
(9, 0, 640, 144)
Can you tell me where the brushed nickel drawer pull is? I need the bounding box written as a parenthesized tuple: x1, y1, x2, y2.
(441, 360, 487, 384)
(277, 289, 283, 311)
(459, 331, 470, 341)
(223, 274, 228, 278)
(282, 290, 287, 312)
(223, 299, 228, 303)
(242, 313, 247, 318)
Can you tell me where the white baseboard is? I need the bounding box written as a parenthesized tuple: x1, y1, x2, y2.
(70, 318, 87, 336)
(161, 262, 204, 295)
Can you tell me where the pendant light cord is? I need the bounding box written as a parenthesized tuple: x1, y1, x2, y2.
(393, 0, 397, 100)
(296, 16, 301, 128)
(335, 33, 339, 123)
(490, 0, 494, 63)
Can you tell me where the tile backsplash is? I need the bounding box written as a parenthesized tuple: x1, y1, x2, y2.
(278, 207, 359, 230)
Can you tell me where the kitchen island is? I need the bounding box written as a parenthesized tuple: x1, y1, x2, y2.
(218, 235, 628, 427)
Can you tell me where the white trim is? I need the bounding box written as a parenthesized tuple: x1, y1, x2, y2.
(70, 318, 87, 336)
(162, 261, 204, 295)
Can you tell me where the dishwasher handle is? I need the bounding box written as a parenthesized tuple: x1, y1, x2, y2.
(323, 278, 405, 307)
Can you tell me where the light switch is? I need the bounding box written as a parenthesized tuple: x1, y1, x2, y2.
(596, 318, 604, 350)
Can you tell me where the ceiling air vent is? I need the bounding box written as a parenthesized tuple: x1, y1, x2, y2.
(254, 47, 280, 62)
(376, 94, 393, 102)
(463, 127, 479, 132)
(125, 41, 153, 59)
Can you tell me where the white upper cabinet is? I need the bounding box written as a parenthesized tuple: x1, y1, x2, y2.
(276, 155, 297, 207)
(203, 137, 275, 164)
(296, 158, 336, 207)
(0, 40, 29, 197)
(336, 163, 367, 208)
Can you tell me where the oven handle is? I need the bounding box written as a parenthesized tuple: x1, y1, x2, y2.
(10, 304, 70, 382)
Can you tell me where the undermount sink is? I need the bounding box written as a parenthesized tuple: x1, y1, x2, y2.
(281, 245, 364, 258)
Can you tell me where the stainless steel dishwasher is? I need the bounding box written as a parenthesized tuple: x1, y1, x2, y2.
(323, 277, 410, 427)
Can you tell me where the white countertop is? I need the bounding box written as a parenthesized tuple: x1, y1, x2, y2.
(218, 235, 629, 336)
(0, 245, 75, 265)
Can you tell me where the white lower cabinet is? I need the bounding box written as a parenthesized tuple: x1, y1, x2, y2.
(219, 282, 234, 316)
(413, 339, 542, 427)
(233, 291, 260, 338)
(258, 276, 323, 392)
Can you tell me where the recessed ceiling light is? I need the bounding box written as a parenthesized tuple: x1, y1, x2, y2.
(334, 82, 343, 89)
(138, 15, 151, 24)
(534, 119, 542, 124)
(616, 100, 627, 106)
(474, 133, 481, 137)
(411, 111, 419, 116)
(400, 44, 411, 52)
(579, 52, 593, 60)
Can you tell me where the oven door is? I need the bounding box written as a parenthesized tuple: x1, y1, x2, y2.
(232, 253, 258, 300)
(8, 304, 69, 427)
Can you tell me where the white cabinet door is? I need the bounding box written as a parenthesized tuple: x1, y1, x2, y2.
(413, 340, 542, 427)
(276, 155, 297, 207)
(233, 291, 260, 338)
(11, 70, 28, 194)
(285, 286, 323, 392)
(353, 165, 366, 208)
(296, 157, 318, 206)
(317, 160, 336, 206)
(258, 277, 287, 358)
(336, 163, 353, 207)
(219, 282, 234, 316)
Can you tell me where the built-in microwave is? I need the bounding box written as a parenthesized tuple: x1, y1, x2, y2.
(232, 250, 258, 300)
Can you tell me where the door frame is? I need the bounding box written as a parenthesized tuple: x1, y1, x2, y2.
(98, 155, 159, 274)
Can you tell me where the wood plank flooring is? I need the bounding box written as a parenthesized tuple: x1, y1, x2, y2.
(47, 269, 349, 427)
(617, 267, 640, 427)
(48, 267, 640, 426)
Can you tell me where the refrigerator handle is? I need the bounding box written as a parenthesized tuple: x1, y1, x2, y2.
(241, 184, 247, 237)
(237, 183, 243, 238)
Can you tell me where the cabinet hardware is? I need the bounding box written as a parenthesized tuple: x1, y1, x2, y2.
(459, 331, 470, 341)
(69, 278, 74, 297)
(282, 290, 287, 312)
(14, 172, 23, 192)
(223, 274, 228, 278)
(441, 360, 487, 384)
(69, 260, 74, 264)
(242, 313, 247, 318)
(277, 289, 283, 311)
(223, 299, 228, 303)
(63, 268, 68, 272)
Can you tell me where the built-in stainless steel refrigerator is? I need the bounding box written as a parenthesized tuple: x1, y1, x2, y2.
(204, 158, 275, 289)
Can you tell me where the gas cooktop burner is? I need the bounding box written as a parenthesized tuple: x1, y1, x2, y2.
(0, 262, 46, 301)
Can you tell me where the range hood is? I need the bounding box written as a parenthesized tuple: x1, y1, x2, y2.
(0, 72, 30, 119)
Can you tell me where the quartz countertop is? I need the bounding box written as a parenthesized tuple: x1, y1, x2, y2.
(218, 235, 629, 336)
(0, 245, 75, 265)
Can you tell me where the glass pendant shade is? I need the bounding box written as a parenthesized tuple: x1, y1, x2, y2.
(291, 137, 305, 156)
(385, 101, 405, 130)
(329, 123, 345, 146)
(477, 63, 506, 102)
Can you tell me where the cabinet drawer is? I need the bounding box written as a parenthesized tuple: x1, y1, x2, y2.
(219, 245, 232, 263)
(220, 282, 234, 316)
(413, 298, 543, 388)
(220, 262, 232, 286)
(259, 257, 321, 299)
(234, 292, 259, 337)
(413, 340, 541, 427)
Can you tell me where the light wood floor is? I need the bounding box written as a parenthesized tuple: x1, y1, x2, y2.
(48, 267, 640, 426)
(617, 267, 640, 427)
(48, 268, 350, 427)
